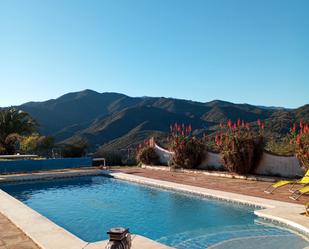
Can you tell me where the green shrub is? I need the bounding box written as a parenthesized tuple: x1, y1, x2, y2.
(290, 121, 309, 170)
(0, 144, 6, 155)
(4, 133, 21, 155)
(265, 137, 294, 156)
(62, 140, 88, 158)
(136, 147, 160, 165)
(0, 108, 37, 154)
(169, 123, 206, 169)
(37, 136, 54, 152)
(216, 119, 264, 174)
(20, 135, 39, 153)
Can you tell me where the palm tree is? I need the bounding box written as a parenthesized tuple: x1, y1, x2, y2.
(0, 108, 38, 154)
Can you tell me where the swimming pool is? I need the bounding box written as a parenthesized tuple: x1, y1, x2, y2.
(1, 176, 308, 249)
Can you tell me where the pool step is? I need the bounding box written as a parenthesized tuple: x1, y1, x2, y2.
(207, 235, 308, 249)
(157, 224, 306, 249)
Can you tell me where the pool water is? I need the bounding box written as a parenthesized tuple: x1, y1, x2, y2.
(1, 176, 308, 249)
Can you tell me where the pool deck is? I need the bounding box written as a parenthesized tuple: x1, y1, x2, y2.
(0, 167, 308, 249)
(0, 212, 40, 249)
(115, 167, 309, 204)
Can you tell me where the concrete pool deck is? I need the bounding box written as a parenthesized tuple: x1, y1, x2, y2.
(0, 167, 308, 249)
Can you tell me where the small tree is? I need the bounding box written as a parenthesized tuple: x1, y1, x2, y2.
(215, 119, 264, 174)
(62, 140, 88, 158)
(169, 123, 206, 169)
(0, 144, 5, 155)
(4, 133, 22, 154)
(20, 135, 54, 156)
(20, 135, 40, 153)
(0, 108, 37, 154)
(136, 142, 160, 165)
(37, 136, 54, 155)
(290, 121, 309, 170)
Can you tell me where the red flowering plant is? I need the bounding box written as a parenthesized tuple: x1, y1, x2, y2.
(136, 139, 160, 165)
(290, 121, 309, 170)
(169, 123, 206, 169)
(215, 119, 264, 174)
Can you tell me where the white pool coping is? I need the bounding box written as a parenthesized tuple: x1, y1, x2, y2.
(0, 170, 173, 249)
(107, 172, 309, 236)
(0, 169, 308, 249)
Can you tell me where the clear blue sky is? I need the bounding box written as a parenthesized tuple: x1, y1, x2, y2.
(0, 0, 308, 108)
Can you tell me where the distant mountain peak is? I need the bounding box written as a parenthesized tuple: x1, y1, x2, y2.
(10, 89, 308, 152)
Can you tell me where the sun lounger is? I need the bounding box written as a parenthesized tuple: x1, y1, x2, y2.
(290, 185, 309, 200)
(264, 170, 309, 194)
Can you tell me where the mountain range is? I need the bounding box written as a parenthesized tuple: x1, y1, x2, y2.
(9, 89, 309, 152)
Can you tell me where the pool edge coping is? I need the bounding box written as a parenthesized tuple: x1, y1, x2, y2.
(107, 171, 309, 237)
(0, 170, 173, 249)
(0, 169, 308, 249)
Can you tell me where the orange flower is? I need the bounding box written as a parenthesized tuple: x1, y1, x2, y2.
(215, 134, 219, 146)
(304, 124, 309, 134)
(188, 124, 192, 132)
(228, 119, 232, 128)
(297, 134, 301, 144)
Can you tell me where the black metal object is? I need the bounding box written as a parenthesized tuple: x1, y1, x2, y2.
(105, 227, 131, 249)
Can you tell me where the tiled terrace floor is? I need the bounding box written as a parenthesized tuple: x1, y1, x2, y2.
(115, 167, 309, 205)
(0, 213, 40, 249)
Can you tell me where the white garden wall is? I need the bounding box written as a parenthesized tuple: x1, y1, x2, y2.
(153, 143, 303, 178)
(254, 152, 303, 178)
(154, 144, 174, 165)
(198, 152, 222, 170)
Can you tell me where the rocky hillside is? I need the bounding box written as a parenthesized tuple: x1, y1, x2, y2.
(13, 89, 308, 152)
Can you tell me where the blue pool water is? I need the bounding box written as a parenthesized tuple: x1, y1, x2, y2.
(1, 176, 308, 249)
